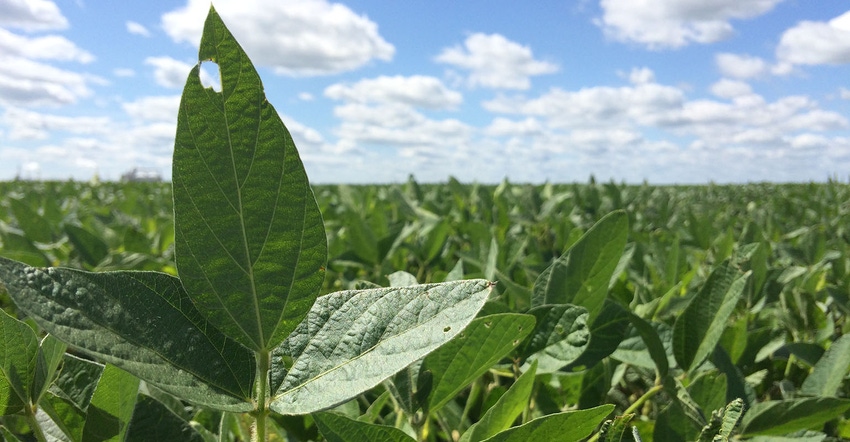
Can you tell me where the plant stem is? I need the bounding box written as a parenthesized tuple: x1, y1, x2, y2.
(586, 383, 663, 442)
(26, 405, 47, 442)
(253, 349, 271, 442)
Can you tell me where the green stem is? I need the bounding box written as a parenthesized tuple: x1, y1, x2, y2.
(586, 384, 663, 442)
(253, 350, 271, 442)
(25, 405, 47, 442)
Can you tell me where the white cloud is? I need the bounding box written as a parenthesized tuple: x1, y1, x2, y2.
(324, 75, 462, 109)
(777, 11, 850, 65)
(122, 95, 181, 122)
(0, 55, 95, 106)
(485, 117, 543, 137)
(435, 33, 558, 89)
(715, 53, 770, 78)
(126, 21, 151, 37)
(628, 67, 655, 85)
(298, 92, 314, 101)
(161, 0, 394, 76)
(597, 0, 784, 49)
(1, 107, 110, 140)
(840, 87, 850, 100)
(114, 68, 135, 77)
(710, 78, 753, 99)
(0, 28, 93, 63)
(0, 0, 67, 31)
(144, 56, 215, 89)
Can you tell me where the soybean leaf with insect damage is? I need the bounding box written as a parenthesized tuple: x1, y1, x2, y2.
(269, 280, 492, 415)
(481, 404, 614, 442)
(0, 257, 255, 412)
(531, 210, 628, 325)
(313, 412, 415, 442)
(422, 313, 535, 413)
(173, 7, 327, 351)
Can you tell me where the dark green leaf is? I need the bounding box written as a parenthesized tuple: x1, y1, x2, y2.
(313, 412, 415, 442)
(82, 364, 139, 442)
(531, 210, 628, 324)
(741, 398, 850, 437)
(423, 313, 535, 412)
(800, 334, 850, 397)
(0, 308, 38, 411)
(126, 395, 206, 442)
(481, 404, 614, 442)
(459, 360, 537, 442)
(64, 224, 109, 267)
(0, 257, 254, 411)
(173, 7, 327, 351)
(673, 262, 750, 373)
(522, 304, 590, 373)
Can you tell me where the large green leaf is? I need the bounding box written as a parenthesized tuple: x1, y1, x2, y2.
(531, 210, 628, 324)
(423, 313, 535, 412)
(459, 360, 537, 442)
(481, 404, 614, 442)
(673, 262, 750, 373)
(740, 398, 850, 437)
(172, 6, 327, 351)
(9, 198, 53, 244)
(269, 280, 492, 415)
(800, 334, 850, 397)
(0, 257, 255, 411)
(313, 412, 415, 442)
(521, 304, 590, 373)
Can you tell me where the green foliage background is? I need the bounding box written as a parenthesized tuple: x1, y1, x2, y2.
(1, 177, 848, 440)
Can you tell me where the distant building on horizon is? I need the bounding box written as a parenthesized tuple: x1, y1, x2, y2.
(121, 167, 162, 182)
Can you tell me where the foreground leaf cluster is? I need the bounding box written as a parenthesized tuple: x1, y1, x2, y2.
(0, 6, 849, 442)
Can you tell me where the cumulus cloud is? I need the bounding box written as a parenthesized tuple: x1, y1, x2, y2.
(126, 21, 151, 37)
(1, 107, 110, 140)
(0, 0, 67, 31)
(715, 53, 771, 78)
(435, 33, 558, 89)
(710, 78, 753, 99)
(122, 95, 181, 122)
(597, 0, 784, 49)
(777, 11, 850, 65)
(161, 0, 394, 76)
(324, 76, 462, 109)
(0, 28, 94, 63)
(0, 55, 95, 106)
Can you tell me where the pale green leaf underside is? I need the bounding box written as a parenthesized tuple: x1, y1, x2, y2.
(173, 7, 327, 351)
(269, 280, 492, 415)
(0, 257, 254, 412)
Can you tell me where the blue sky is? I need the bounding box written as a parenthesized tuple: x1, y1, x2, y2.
(2, 0, 850, 183)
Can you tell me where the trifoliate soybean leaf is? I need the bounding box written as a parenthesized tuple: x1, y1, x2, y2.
(531, 210, 628, 324)
(82, 364, 139, 442)
(741, 397, 850, 437)
(313, 412, 415, 442)
(521, 304, 590, 374)
(173, 6, 327, 351)
(800, 334, 850, 397)
(673, 262, 750, 373)
(481, 404, 614, 442)
(459, 360, 537, 442)
(564, 301, 630, 371)
(0, 257, 254, 411)
(423, 313, 535, 412)
(269, 280, 492, 415)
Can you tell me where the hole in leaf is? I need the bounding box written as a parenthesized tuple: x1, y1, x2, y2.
(512, 339, 520, 346)
(199, 61, 222, 92)
(484, 321, 492, 328)
(443, 326, 451, 332)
